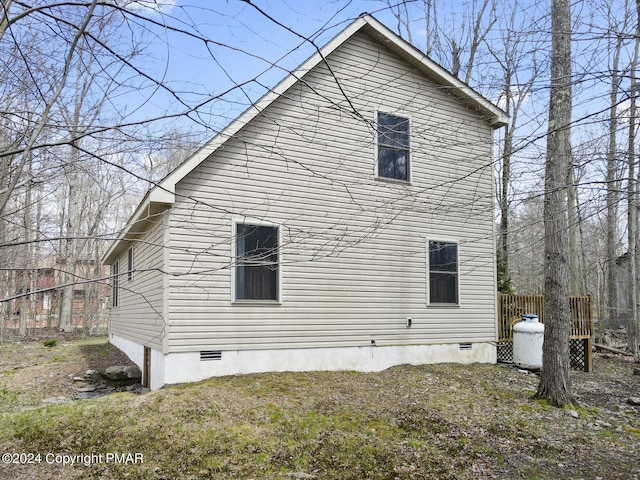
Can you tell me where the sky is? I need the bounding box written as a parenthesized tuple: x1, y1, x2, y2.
(118, 1, 442, 137)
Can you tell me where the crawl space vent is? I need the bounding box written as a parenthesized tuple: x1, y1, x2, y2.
(200, 350, 222, 361)
(459, 343, 473, 350)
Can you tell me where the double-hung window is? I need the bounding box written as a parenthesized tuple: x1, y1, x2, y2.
(428, 241, 458, 304)
(377, 112, 410, 181)
(127, 247, 134, 281)
(112, 261, 119, 307)
(235, 223, 279, 301)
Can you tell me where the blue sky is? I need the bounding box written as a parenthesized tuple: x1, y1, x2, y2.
(122, 1, 428, 136)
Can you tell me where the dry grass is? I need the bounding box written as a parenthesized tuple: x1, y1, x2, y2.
(0, 338, 639, 479)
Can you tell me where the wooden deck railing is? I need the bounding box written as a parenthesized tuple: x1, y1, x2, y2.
(497, 293, 593, 341)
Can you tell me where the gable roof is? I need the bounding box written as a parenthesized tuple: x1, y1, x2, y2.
(103, 13, 508, 264)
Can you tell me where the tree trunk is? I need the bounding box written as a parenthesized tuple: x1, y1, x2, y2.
(605, 34, 623, 336)
(59, 169, 77, 333)
(628, 0, 640, 361)
(567, 160, 579, 295)
(536, 0, 574, 407)
(501, 122, 512, 276)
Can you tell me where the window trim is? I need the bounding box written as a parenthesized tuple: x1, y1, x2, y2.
(127, 246, 134, 281)
(231, 218, 282, 304)
(375, 111, 411, 183)
(426, 239, 460, 306)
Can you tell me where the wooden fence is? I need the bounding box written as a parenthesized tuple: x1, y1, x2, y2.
(497, 293, 593, 372)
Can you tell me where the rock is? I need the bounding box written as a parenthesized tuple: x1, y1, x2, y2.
(286, 473, 317, 480)
(595, 420, 612, 428)
(627, 397, 640, 406)
(567, 409, 579, 419)
(42, 396, 69, 405)
(72, 376, 85, 382)
(633, 368, 640, 376)
(85, 369, 97, 378)
(75, 391, 102, 400)
(124, 365, 142, 379)
(75, 385, 96, 393)
(104, 365, 141, 380)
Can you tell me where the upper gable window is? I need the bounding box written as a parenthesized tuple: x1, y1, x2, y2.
(377, 112, 410, 181)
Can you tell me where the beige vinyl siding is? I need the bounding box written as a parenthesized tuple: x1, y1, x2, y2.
(109, 214, 166, 350)
(165, 31, 496, 352)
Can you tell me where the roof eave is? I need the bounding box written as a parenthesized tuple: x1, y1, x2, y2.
(102, 192, 172, 265)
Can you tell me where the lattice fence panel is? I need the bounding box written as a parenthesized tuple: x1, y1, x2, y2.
(570, 339, 586, 371)
(497, 341, 513, 364)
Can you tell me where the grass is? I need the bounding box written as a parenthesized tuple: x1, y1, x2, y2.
(0, 339, 639, 479)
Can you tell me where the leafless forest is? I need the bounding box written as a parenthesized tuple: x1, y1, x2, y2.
(1, 0, 639, 367)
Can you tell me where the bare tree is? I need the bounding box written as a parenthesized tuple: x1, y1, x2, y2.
(536, 0, 574, 407)
(605, 26, 624, 336)
(628, 0, 640, 360)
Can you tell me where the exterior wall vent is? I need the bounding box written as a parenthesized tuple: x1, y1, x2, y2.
(459, 343, 472, 350)
(200, 351, 222, 361)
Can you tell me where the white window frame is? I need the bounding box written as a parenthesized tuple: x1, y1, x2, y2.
(375, 111, 411, 183)
(426, 239, 460, 306)
(231, 218, 282, 304)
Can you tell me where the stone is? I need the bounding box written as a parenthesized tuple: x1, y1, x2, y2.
(85, 369, 97, 378)
(286, 473, 317, 480)
(595, 420, 612, 428)
(75, 391, 102, 400)
(633, 368, 640, 376)
(104, 365, 141, 380)
(42, 396, 69, 405)
(75, 385, 96, 393)
(72, 377, 85, 382)
(567, 409, 579, 419)
(123, 365, 142, 379)
(627, 397, 640, 406)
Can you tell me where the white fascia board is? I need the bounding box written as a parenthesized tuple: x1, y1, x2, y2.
(148, 186, 176, 204)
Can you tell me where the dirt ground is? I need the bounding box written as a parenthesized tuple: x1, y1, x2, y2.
(0, 334, 138, 403)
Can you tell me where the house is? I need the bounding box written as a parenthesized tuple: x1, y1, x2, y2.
(8, 255, 109, 330)
(103, 14, 508, 390)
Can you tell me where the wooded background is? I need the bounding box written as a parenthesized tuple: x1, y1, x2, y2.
(1, 0, 639, 356)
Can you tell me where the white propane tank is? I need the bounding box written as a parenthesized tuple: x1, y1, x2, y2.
(512, 314, 544, 370)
